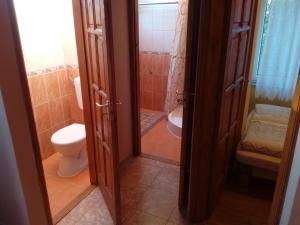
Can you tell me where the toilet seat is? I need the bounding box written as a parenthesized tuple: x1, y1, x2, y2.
(51, 123, 85, 146)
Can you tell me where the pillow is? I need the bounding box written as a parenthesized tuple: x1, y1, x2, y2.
(254, 104, 291, 125)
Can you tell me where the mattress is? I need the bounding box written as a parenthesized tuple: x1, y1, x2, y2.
(236, 104, 290, 170)
(240, 119, 288, 158)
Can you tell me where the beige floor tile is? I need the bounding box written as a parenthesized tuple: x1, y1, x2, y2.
(57, 188, 113, 225)
(42, 152, 91, 219)
(137, 187, 177, 220)
(59, 156, 183, 224)
(141, 119, 181, 163)
(168, 206, 191, 225)
(122, 210, 167, 225)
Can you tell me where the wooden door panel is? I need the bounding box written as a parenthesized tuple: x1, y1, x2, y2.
(90, 36, 100, 84)
(97, 41, 108, 91)
(224, 127, 236, 173)
(234, 0, 244, 23)
(210, 0, 256, 211)
(94, 0, 103, 25)
(225, 35, 239, 88)
(219, 90, 234, 138)
(80, 0, 120, 223)
(243, 0, 253, 23)
(230, 81, 243, 125)
(211, 136, 228, 204)
(87, 0, 94, 25)
(236, 33, 248, 79)
(97, 134, 105, 183)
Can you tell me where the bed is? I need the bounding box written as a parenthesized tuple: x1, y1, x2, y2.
(236, 104, 291, 173)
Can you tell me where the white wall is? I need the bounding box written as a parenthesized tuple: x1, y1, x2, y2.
(139, 1, 177, 53)
(13, 0, 78, 73)
(280, 129, 300, 225)
(60, 0, 79, 66)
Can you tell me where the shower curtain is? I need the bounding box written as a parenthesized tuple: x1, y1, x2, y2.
(164, 0, 188, 113)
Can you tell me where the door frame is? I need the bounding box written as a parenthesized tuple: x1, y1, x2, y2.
(127, 0, 141, 156)
(268, 77, 300, 224)
(183, 1, 300, 224)
(126, 0, 199, 219)
(0, 1, 52, 224)
(128, 0, 300, 224)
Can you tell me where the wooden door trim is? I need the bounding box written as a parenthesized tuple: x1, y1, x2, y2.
(4, 0, 53, 224)
(72, 0, 98, 185)
(178, 0, 203, 216)
(126, 0, 199, 218)
(127, 0, 141, 156)
(269, 78, 300, 225)
(127, 0, 300, 224)
(184, 0, 233, 221)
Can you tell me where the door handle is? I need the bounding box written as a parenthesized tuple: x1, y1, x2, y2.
(95, 100, 122, 108)
(95, 101, 110, 108)
(176, 90, 184, 96)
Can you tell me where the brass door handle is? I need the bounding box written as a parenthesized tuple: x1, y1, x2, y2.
(95, 101, 110, 108)
(95, 100, 122, 108)
(176, 90, 184, 96)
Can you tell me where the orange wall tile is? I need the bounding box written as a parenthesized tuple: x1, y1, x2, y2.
(27, 67, 83, 160)
(140, 52, 170, 111)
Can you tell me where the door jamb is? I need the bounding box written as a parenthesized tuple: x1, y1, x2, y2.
(128, 0, 141, 156)
(269, 77, 300, 224)
(74, 0, 300, 224)
(5, 0, 55, 224)
(126, 0, 203, 220)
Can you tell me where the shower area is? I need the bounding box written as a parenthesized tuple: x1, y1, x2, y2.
(138, 0, 188, 163)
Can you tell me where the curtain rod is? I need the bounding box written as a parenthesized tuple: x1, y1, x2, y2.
(138, 2, 178, 6)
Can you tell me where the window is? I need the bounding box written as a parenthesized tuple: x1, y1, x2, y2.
(253, 0, 272, 83)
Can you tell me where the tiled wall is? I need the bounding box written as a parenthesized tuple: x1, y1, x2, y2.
(138, 3, 177, 53)
(27, 67, 84, 160)
(140, 52, 171, 111)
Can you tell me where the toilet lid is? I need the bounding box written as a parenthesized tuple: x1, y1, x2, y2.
(51, 123, 86, 145)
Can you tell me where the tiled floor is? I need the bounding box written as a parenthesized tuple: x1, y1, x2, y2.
(57, 157, 184, 225)
(57, 187, 113, 225)
(43, 153, 91, 221)
(140, 109, 165, 135)
(141, 119, 181, 163)
(120, 157, 182, 224)
(57, 157, 272, 225)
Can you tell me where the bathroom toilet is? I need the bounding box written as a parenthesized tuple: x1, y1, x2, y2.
(51, 77, 88, 177)
(51, 124, 87, 177)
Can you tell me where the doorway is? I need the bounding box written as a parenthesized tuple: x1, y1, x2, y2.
(12, 0, 94, 223)
(135, 0, 189, 165)
(205, 0, 300, 224)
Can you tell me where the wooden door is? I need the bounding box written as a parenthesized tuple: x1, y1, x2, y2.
(79, 0, 120, 223)
(210, 0, 257, 208)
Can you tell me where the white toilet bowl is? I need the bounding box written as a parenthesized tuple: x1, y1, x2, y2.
(51, 123, 88, 177)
